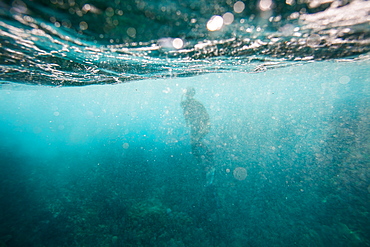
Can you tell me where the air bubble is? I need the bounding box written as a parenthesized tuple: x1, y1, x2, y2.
(207, 15, 223, 31)
(222, 12, 234, 25)
(234, 1, 245, 13)
(339, 76, 350, 84)
(172, 38, 184, 49)
(259, 0, 273, 11)
(306, 34, 321, 47)
(127, 27, 136, 38)
(79, 21, 88, 30)
(233, 167, 247, 180)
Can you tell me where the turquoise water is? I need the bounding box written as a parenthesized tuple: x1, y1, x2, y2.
(1, 0, 370, 246)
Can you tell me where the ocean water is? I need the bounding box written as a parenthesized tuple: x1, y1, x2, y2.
(1, 0, 370, 246)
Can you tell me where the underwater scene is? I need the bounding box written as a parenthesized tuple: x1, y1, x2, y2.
(1, 0, 370, 246)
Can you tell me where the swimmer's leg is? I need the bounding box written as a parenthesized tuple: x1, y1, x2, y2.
(191, 141, 204, 164)
(200, 140, 214, 163)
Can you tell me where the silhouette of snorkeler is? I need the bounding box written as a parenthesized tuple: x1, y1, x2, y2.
(181, 87, 216, 188)
(181, 87, 210, 157)
(181, 87, 214, 170)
